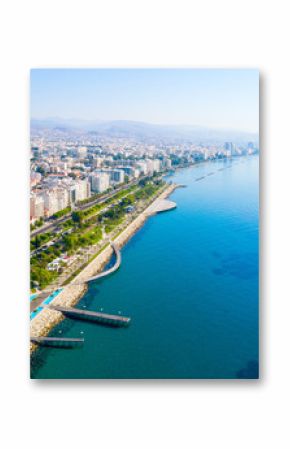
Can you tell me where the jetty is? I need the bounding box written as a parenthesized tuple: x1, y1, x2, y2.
(46, 304, 131, 326)
(30, 336, 84, 347)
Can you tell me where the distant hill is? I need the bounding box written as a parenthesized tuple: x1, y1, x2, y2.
(31, 118, 258, 144)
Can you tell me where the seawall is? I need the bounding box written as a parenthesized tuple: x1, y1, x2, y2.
(30, 183, 178, 352)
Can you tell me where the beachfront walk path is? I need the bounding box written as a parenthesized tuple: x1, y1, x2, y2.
(30, 183, 178, 350)
(71, 240, 121, 286)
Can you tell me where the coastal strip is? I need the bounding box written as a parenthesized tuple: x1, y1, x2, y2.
(30, 183, 178, 352)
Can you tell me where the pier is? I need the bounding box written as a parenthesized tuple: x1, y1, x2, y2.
(30, 336, 84, 347)
(46, 304, 131, 326)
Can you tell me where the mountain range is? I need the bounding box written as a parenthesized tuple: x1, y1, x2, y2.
(31, 118, 258, 144)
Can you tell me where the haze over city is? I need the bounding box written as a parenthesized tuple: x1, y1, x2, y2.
(31, 69, 259, 133)
(30, 68, 259, 380)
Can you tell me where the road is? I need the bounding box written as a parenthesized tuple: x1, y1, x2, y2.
(30, 177, 145, 238)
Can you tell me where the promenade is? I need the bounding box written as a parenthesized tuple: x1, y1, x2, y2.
(146, 198, 177, 215)
(30, 183, 178, 351)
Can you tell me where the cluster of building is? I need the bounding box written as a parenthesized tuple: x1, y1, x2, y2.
(30, 141, 173, 221)
(30, 133, 258, 222)
(30, 178, 91, 219)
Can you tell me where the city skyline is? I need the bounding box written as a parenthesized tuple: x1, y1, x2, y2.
(30, 68, 259, 380)
(31, 69, 259, 133)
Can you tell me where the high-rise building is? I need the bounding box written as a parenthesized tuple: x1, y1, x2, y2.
(118, 166, 140, 178)
(152, 159, 162, 172)
(94, 169, 125, 185)
(162, 158, 172, 169)
(68, 180, 91, 204)
(90, 172, 110, 193)
(136, 161, 149, 175)
(42, 190, 59, 216)
(56, 188, 69, 210)
(76, 179, 91, 201)
(143, 159, 161, 175)
(30, 194, 45, 220)
(110, 169, 125, 184)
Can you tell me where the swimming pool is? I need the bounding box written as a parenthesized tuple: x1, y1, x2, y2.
(30, 289, 63, 320)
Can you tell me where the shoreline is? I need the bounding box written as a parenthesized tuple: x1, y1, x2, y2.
(30, 183, 178, 353)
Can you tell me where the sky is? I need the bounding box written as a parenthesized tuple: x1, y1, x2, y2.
(30, 69, 259, 133)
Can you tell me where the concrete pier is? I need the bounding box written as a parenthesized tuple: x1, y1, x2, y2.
(47, 304, 131, 326)
(30, 336, 84, 348)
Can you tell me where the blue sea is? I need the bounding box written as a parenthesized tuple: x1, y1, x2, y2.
(31, 156, 259, 379)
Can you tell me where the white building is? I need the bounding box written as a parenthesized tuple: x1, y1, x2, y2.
(118, 166, 140, 179)
(94, 169, 125, 185)
(56, 188, 69, 210)
(68, 180, 91, 203)
(42, 190, 59, 216)
(136, 161, 149, 175)
(77, 146, 87, 158)
(76, 179, 91, 201)
(90, 172, 110, 193)
(152, 159, 162, 172)
(30, 194, 45, 220)
(144, 159, 161, 175)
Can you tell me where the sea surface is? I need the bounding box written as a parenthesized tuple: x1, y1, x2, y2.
(31, 156, 259, 379)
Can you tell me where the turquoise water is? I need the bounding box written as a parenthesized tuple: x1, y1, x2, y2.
(31, 156, 259, 379)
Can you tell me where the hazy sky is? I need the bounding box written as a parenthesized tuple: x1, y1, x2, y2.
(31, 69, 259, 133)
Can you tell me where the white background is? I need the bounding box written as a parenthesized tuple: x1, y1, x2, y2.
(0, 1, 289, 448)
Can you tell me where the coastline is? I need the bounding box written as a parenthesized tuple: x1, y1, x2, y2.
(30, 183, 178, 353)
